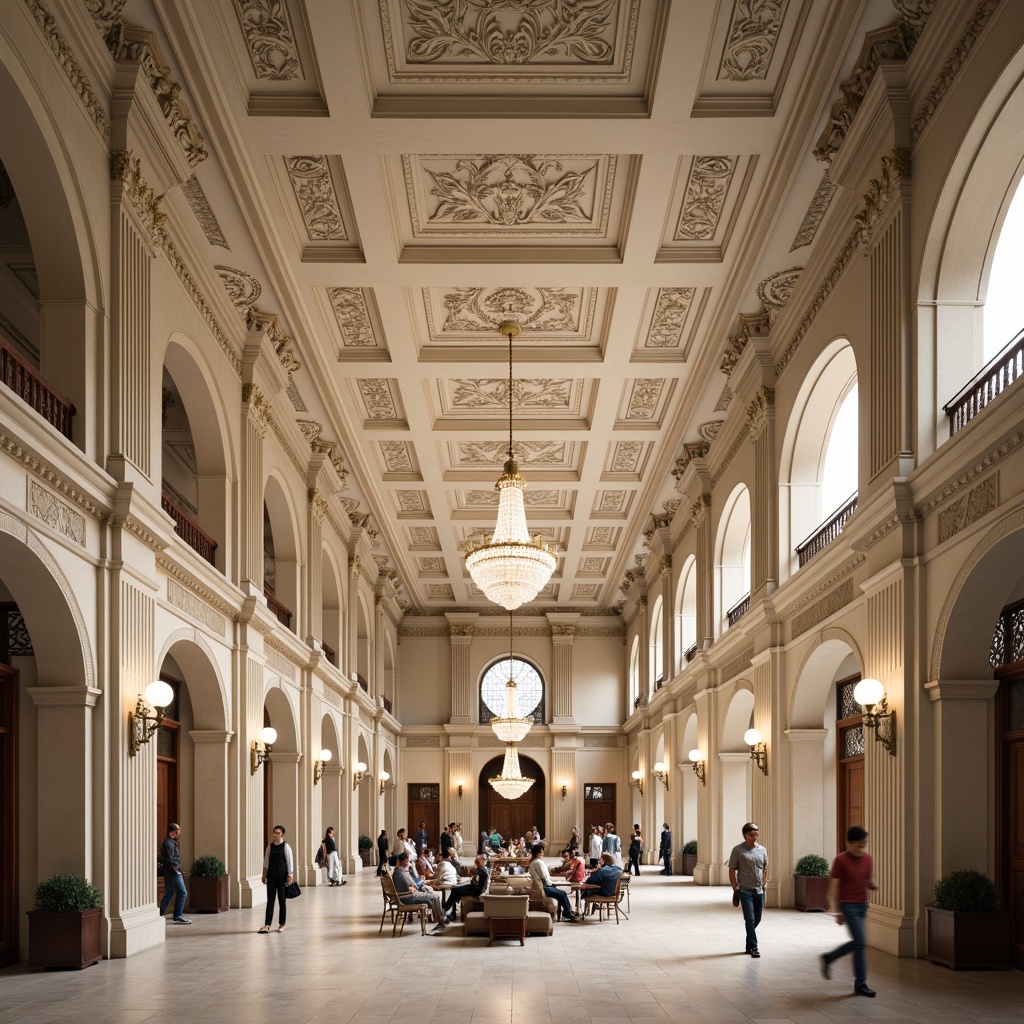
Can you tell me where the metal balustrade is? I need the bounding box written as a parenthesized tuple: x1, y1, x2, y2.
(0, 335, 75, 439)
(161, 491, 217, 565)
(944, 326, 1024, 435)
(726, 593, 750, 628)
(796, 492, 858, 568)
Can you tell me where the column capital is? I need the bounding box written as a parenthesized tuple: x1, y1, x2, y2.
(189, 729, 235, 745)
(28, 685, 102, 708)
(924, 679, 999, 702)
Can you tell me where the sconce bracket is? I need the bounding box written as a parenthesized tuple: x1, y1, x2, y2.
(128, 695, 163, 758)
(692, 761, 706, 787)
(865, 696, 897, 756)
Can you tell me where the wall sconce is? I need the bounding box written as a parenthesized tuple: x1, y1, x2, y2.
(313, 748, 332, 785)
(380, 770, 391, 795)
(630, 769, 644, 796)
(352, 760, 368, 790)
(128, 680, 174, 757)
(854, 677, 896, 756)
(688, 749, 706, 787)
(455, 778, 463, 799)
(652, 761, 669, 790)
(560, 780, 568, 800)
(251, 726, 277, 775)
(744, 728, 768, 776)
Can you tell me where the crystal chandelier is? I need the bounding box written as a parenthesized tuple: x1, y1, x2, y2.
(464, 320, 556, 611)
(490, 614, 533, 743)
(488, 741, 535, 800)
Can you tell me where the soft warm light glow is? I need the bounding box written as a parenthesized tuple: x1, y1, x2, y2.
(854, 677, 885, 708)
(145, 680, 174, 709)
(631, 770, 643, 781)
(688, 749, 703, 762)
(489, 742, 535, 800)
(652, 761, 666, 773)
(379, 770, 391, 783)
(259, 726, 278, 746)
(318, 748, 332, 762)
(354, 760, 367, 773)
(490, 678, 533, 742)
(743, 728, 763, 746)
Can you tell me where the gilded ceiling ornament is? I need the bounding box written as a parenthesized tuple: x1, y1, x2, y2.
(790, 171, 837, 251)
(286, 157, 347, 240)
(719, 0, 788, 82)
(215, 265, 262, 309)
(184, 178, 229, 249)
(450, 377, 572, 410)
(328, 287, 375, 345)
(647, 287, 695, 348)
(403, 0, 617, 65)
(625, 379, 664, 419)
(424, 154, 595, 226)
(675, 157, 736, 241)
(233, 0, 302, 80)
(440, 286, 579, 332)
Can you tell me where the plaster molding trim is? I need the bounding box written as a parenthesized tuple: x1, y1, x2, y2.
(929, 506, 1024, 679)
(183, 177, 229, 248)
(28, 480, 86, 545)
(912, 0, 999, 144)
(111, 150, 166, 243)
(0, 511, 96, 691)
(690, 493, 712, 528)
(790, 172, 836, 251)
(232, 0, 302, 81)
(28, 685, 102, 707)
(0, 433, 107, 520)
(791, 578, 855, 637)
(265, 643, 297, 681)
(404, 735, 441, 747)
(215, 266, 262, 311)
(924, 679, 999, 702)
(936, 475, 997, 544)
(156, 555, 235, 618)
(917, 431, 1022, 517)
(855, 149, 911, 249)
(575, 625, 625, 638)
(746, 387, 775, 442)
(165, 578, 228, 636)
(399, 626, 449, 637)
(710, 423, 751, 487)
(583, 733, 619, 747)
(115, 512, 165, 552)
(720, 645, 755, 683)
(851, 507, 921, 551)
(25, 0, 111, 141)
(778, 554, 866, 617)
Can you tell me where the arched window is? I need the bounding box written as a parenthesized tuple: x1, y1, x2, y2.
(649, 596, 664, 686)
(715, 485, 751, 636)
(628, 635, 640, 710)
(983, 179, 1024, 361)
(480, 657, 544, 725)
(674, 555, 697, 672)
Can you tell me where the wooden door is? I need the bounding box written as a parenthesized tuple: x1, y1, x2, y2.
(155, 678, 180, 904)
(836, 675, 865, 852)
(478, 756, 545, 844)
(583, 783, 615, 835)
(996, 669, 1024, 969)
(0, 664, 17, 968)
(407, 784, 440, 851)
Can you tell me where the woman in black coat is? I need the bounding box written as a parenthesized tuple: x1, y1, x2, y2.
(376, 829, 389, 876)
(628, 826, 643, 876)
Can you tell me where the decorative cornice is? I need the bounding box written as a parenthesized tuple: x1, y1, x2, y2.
(854, 148, 911, 248)
(690, 493, 712, 528)
(780, 554, 866, 617)
(115, 512, 164, 552)
(449, 624, 474, 638)
(0, 432, 107, 520)
(711, 422, 751, 487)
(790, 172, 837, 251)
(246, 307, 300, 386)
(671, 441, 710, 480)
(26, 0, 111, 141)
(242, 382, 270, 425)
(746, 387, 775, 442)
(720, 312, 769, 377)
(233, 0, 302, 81)
(28, 480, 86, 545)
(156, 554, 236, 619)
(111, 150, 166, 242)
(912, 0, 999, 143)
(792, 579, 855, 637)
(917, 430, 1022, 518)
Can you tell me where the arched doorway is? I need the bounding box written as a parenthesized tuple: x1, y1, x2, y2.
(478, 755, 546, 843)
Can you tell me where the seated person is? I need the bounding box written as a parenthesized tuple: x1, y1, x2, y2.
(392, 851, 446, 933)
(551, 851, 572, 876)
(562, 826, 581, 857)
(528, 843, 578, 922)
(488, 828, 503, 853)
(581, 852, 622, 909)
(415, 850, 433, 879)
(430, 848, 459, 889)
(444, 853, 490, 922)
(565, 852, 587, 885)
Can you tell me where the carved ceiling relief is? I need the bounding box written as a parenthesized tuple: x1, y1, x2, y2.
(286, 157, 347, 240)
(408, 527, 438, 546)
(438, 286, 580, 333)
(598, 490, 627, 513)
(756, 267, 802, 325)
(398, 0, 621, 66)
(675, 157, 736, 241)
(698, 420, 724, 445)
(855, 148, 911, 248)
(611, 441, 643, 473)
(790, 171, 837, 251)
(233, 0, 302, 80)
(449, 378, 572, 411)
(625, 379, 664, 420)
(409, 154, 610, 234)
(718, 0, 789, 82)
(328, 288, 376, 346)
(646, 287, 695, 348)
(183, 177, 229, 248)
(452, 440, 568, 467)
(397, 491, 427, 512)
(380, 441, 415, 473)
(216, 265, 262, 310)
(358, 379, 399, 419)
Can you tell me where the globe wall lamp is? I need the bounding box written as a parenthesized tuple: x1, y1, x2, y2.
(744, 728, 768, 776)
(128, 680, 174, 757)
(630, 769, 644, 796)
(652, 761, 670, 790)
(313, 748, 332, 785)
(560, 780, 568, 800)
(379, 770, 391, 795)
(456, 778, 464, 799)
(352, 760, 368, 790)
(854, 677, 896, 756)
(251, 726, 277, 775)
(688, 749, 706, 787)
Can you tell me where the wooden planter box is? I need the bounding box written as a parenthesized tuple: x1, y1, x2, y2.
(359, 849, 374, 867)
(925, 906, 1011, 969)
(794, 874, 830, 911)
(679, 854, 697, 876)
(188, 874, 229, 913)
(27, 907, 102, 969)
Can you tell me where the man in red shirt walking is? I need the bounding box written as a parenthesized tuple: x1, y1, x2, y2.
(820, 825, 878, 997)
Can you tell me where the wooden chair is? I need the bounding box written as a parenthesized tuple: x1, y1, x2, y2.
(619, 871, 631, 914)
(379, 874, 428, 936)
(481, 893, 529, 946)
(584, 873, 628, 924)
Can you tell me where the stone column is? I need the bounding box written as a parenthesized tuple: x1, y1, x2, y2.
(345, 555, 361, 682)
(691, 686, 714, 884)
(691, 495, 714, 648)
(747, 387, 778, 598)
(785, 728, 830, 905)
(269, 751, 302, 866)
(231, 650, 265, 908)
(550, 746, 577, 849)
(446, 614, 477, 724)
(189, 730, 232, 867)
(718, 752, 752, 886)
(316, 763, 343, 885)
(305, 489, 326, 650)
(547, 613, 579, 726)
(239, 385, 269, 598)
(445, 749, 473, 838)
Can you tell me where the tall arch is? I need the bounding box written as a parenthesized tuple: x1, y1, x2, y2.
(263, 473, 301, 633)
(649, 596, 664, 687)
(719, 687, 755, 862)
(714, 485, 751, 636)
(674, 554, 697, 672)
(263, 683, 299, 851)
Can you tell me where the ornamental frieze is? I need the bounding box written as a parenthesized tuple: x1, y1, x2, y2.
(28, 481, 86, 546)
(285, 156, 347, 240)
(232, 0, 302, 81)
(746, 387, 775, 441)
(790, 172, 836, 251)
(854, 149, 911, 248)
(675, 157, 736, 241)
(937, 475, 996, 544)
(216, 266, 262, 310)
(719, 0, 788, 82)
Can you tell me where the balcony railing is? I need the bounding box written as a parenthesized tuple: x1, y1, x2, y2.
(262, 586, 292, 629)
(0, 335, 75, 439)
(633, 693, 649, 711)
(356, 673, 369, 694)
(654, 675, 665, 691)
(796, 492, 858, 568)
(161, 491, 217, 565)
(726, 593, 750, 628)
(322, 641, 336, 667)
(944, 327, 1024, 435)
(382, 695, 392, 715)
(684, 643, 698, 664)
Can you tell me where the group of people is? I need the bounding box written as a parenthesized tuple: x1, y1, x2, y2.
(727, 821, 879, 997)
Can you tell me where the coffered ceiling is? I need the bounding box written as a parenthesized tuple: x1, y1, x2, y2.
(138, 0, 891, 614)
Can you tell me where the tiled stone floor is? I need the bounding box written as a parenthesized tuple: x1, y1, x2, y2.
(1, 870, 1021, 1024)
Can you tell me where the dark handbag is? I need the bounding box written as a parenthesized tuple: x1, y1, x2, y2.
(285, 881, 301, 899)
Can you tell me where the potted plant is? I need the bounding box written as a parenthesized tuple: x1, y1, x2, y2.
(358, 834, 374, 867)
(793, 854, 830, 911)
(680, 840, 698, 876)
(926, 869, 1010, 969)
(28, 873, 103, 969)
(188, 855, 229, 913)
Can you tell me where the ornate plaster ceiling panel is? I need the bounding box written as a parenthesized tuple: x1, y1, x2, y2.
(591, 490, 634, 519)
(228, 0, 327, 114)
(443, 440, 582, 480)
(375, 441, 421, 481)
(320, 287, 389, 361)
(571, 583, 601, 600)
(657, 154, 758, 262)
(426, 583, 455, 601)
(691, 0, 808, 116)
(407, 526, 441, 550)
(359, 0, 668, 116)
(431, 376, 593, 430)
(602, 440, 651, 482)
(614, 378, 672, 428)
(454, 524, 569, 550)
(416, 556, 447, 578)
(279, 156, 362, 261)
(577, 556, 610, 578)
(418, 285, 608, 360)
(450, 487, 572, 519)
(583, 526, 620, 550)
(631, 285, 710, 363)
(393, 489, 431, 519)
(351, 378, 408, 428)
(389, 153, 636, 261)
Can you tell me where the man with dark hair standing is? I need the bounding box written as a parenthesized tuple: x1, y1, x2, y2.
(440, 822, 454, 859)
(728, 822, 767, 957)
(821, 825, 878, 997)
(158, 823, 191, 925)
(415, 821, 428, 856)
(659, 823, 673, 875)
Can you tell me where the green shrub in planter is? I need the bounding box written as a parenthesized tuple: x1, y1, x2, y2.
(33, 874, 102, 912)
(358, 834, 373, 850)
(189, 855, 226, 878)
(932, 869, 1002, 911)
(794, 854, 830, 877)
(681, 840, 698, 855)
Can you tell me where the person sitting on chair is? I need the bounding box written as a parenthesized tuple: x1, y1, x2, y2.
(392, 851, 446, 933)
(581, 852, 622, 913)
(443, 853, 490, 923)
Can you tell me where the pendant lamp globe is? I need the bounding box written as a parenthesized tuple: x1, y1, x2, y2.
(463, 321, 556, 611)
(488, 741, 535, 801)
(490, 614, 533, 743)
